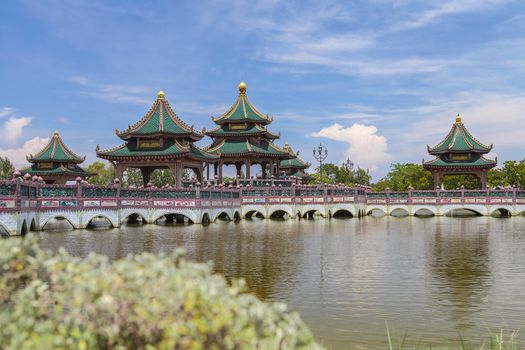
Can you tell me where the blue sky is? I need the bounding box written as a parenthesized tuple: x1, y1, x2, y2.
(1, 0, 525, 179)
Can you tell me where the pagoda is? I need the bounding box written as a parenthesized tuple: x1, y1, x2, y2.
(96, 91, 218, 187)
(21, 131, 94, 184)
(423, 115, 496, 189)
(205, 82, 291, 181)
(280, 142, 310, 180)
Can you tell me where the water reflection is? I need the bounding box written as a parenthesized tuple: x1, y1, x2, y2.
(35, 216, 525, 349)
(429, 219, 491, 330)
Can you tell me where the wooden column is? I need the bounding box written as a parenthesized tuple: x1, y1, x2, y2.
(246, 159, 251, 179)
(261, 163, 267, 179)
(175, 161, 183, 188)
(218, 161, 223, 183)
(236, 163, 242, 178)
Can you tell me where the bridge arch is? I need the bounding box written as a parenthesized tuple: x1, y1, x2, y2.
(413, 206, 437, 217)
(82, 212, 119, 228)
(268, 205, 293, 219)
(201, 211, 211, 224)
(0, 222, 9, 236)
(489, 206, 513, 217)
(233, 210, 241, 221)
(242, 205, 267, 219)
(121, 209, 150, 224)
(301, 205, 327, 219)
(213, 211, 231, 222)
(151, 209, 196, 224)
(390, 208, 410, 217)
(330, 204, 356, 218)
(40, 212, 80, 230)
(440, 205, 487, 216)
(366, 205, 387, 217)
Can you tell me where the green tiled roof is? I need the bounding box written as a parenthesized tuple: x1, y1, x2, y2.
(212, 83, 272, 125)
(424, 155, 496, 168)
(206, 124, 279, 138)
(428, 117, 492, 154)
(117, 92, 203, 141)
(206, 139, 290, 157)
(280, 142, 309, 169)
(28, 131, 85, 164)
(97, 140, 218, 161)
(21, 164, 93, 177)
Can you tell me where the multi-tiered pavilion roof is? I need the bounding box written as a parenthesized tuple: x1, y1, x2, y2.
(22, 131, 93, 184)
(97, 91, 217, 186)
(423, 115, 496, 189)
(280, 142, 310, 179)
(205, 82, 291, 180)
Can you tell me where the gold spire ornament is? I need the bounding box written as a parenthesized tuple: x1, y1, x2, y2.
(54, 130, 59, 138)
(157, 91, 166, 99)
(455, 114, 462, 123)
(238, 82, 247, 94)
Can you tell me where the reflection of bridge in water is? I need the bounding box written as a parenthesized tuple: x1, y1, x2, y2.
(1, 179, 525, 235)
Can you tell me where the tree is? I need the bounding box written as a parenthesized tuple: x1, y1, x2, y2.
(488, 160, 525, 188)
(309, 163, 371, 186)
(373, 163, 433, 191)
(0, 157, 14, 180)
(441, 175, 480, 190)
(86, 162, 115, 185)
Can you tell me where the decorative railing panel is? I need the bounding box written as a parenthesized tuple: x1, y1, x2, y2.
(82, 187, 118, 198)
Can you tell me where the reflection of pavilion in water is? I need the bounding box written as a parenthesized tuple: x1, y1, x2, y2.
(428, 219, 492, 330)
(183, 219, 303, 301)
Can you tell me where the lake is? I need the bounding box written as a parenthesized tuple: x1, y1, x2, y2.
(37, 216, 525, 349)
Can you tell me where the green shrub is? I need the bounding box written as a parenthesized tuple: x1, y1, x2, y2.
(0, 237, 322, 350)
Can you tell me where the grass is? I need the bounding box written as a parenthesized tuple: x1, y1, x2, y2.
(384, 322, 522, 350)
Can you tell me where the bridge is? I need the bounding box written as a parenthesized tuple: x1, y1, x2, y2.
(0, 179, 524, 236)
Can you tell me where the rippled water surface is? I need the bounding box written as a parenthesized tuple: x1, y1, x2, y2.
(37, 216, 525, 349)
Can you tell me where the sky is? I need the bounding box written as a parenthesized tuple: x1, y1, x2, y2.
(1, 0, 525, 179)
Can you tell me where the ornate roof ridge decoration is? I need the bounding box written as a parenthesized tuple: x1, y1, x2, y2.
(116, 91, 204, 140)
(204, 139, 291, 158)
(423, 154, 497, 167)
(212, 82, 273, 125)
(27, 131, 85, 163)
(427, 115, 492, 154)
(280, 142, 310, 169)
(21, 164, 95, 176)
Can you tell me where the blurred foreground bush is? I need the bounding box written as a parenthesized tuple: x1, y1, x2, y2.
(0, 237, 321, 349)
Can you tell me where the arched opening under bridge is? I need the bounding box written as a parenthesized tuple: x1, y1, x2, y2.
(270, 210, 289, 220)
(303, 210, 323, 220)
(124, 213, 146, 225)
(245, 210, 265, 219)
(201, 213, 211, 224)
(233, 211, 241, 221)
(491, 208, 512, 218)
(444, 208, 483, 217)
(414, 208, 435, 217)
(29, 219, 37, 231)
(332, 209, 353, 219)
(20, 220, 28, 236)
(367, 208, 386, 217)
(215, 212, 231, 222)
(42, 217, 75, 231)
(86, 216, 114, 229)
(156, 213, 194, 225)
(390, 208, 409, 217)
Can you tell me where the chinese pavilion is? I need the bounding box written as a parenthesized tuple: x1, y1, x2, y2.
(280, 142, 310, 180)
(423, 115, 496, 189)
(96, 91, 218, 187)
(205, 82, 291, 181)
(21, 131, 94, 184)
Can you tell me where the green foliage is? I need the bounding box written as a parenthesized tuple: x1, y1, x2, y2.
(373, 163, 433, 191)
(86, 161, 115, 185)
(0, 156, 15, 180)
(309, 163, 371, 186)
(442, 175, 480, 190)
(488, 160, 525, 188)
(0, 237, 321, 350)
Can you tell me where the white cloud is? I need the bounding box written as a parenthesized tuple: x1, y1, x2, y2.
(0, 137, 50, 167)
(312, 123, 390, 172)
(0, 107, 15, 118)
(1, 117, 32, 145)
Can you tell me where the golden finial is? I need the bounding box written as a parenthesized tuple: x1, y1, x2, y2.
(455, 114, 462, 123)
(157, 90, 166, 99)
(284, 141, 289, 147)
(53, 130, 59, 138)
(238, 81, 247, 94)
